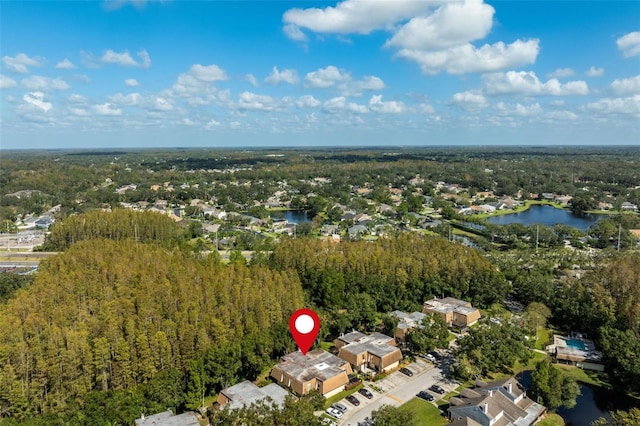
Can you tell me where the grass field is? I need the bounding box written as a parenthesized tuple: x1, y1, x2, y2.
(397, 398, 448, 426)
(536, 413, 566, 426)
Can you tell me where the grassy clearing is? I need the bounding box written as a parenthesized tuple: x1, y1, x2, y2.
(554, 364, 608, 388)
(536, 413, 565, 426)
(535, 327, 552, 350)
(397, 398, 448, 426)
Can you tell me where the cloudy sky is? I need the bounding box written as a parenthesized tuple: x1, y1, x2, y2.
(1, 0, 639, 149)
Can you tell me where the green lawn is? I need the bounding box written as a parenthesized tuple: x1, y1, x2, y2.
(535, 327, 552, 350)
(397, 398, 448, 426)
(554, 364, 608, 387)
(536, 413, 566, 426)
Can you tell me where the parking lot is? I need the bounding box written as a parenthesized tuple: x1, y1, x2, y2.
(332, 358, 459, 425)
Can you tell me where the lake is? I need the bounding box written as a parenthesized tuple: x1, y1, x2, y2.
(557, 384, 640, 425)
(275, 210, 312, 224)
(487, 205, 601, 231)
(516, 371, 639, 425)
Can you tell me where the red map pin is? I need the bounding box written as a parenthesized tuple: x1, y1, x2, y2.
(289, 308, 320, 355)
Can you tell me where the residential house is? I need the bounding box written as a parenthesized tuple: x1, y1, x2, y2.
(448, 377, 546, 426)
(621, 202, 638, 212)
(216, 381, 288, 410)
(348, 224, 368, 238)
(134, 410, 200, 426)
(423, 297, 481, 328)
(270, 349, 352, 398)
(389, 310, 426, 340)
(335, 331, 402, 373)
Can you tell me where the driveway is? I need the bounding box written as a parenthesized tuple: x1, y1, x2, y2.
(335, 359, 459, 425)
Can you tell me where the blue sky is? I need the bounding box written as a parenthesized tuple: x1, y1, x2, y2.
(1, 0, 639, 149)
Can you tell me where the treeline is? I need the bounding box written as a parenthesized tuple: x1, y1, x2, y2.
(0, 239, 304, 422)
(268, 233, 509, 313)
(40, 209, 187, 250)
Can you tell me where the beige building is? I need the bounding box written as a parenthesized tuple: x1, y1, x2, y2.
(423, 297, 481, 328)
(335, 331, 402, 373)
(390, 310, 427, 340)
(270, 349, 352, 398)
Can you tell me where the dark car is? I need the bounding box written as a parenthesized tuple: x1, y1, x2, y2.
(429, 351, 442, 360)
(429, 384, 446, 394)
(358, 388, 374, 399)
(346, 394, 360, 406)
(417, 390, 435, 401)
(399, 367, 414, 377)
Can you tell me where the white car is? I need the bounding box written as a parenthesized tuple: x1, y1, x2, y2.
(425, 353, 437, 362)
(325, 407, 343, 418)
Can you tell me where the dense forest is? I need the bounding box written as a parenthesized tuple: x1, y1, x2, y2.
(0, 237, 303, 423)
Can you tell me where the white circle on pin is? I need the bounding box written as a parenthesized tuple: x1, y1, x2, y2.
(295, 314, 315, 334)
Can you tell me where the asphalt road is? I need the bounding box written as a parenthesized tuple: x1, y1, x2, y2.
(335, 358, 459, 425)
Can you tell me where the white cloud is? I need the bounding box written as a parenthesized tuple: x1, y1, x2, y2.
(368, 95, 406, 113)
(73, 74, 91, 84)
(151, 96, 173, 111)
(0, 74, 17, 89)
(284, 1, 539, 75)
(617, 31, 640, 58)
(2, 53, 44, 73)
(397, 39, 540, 75)
(55, 59, 76, 69)
(100, 49, 151, 68)
(283, 23, 308, 41)
(265, 66, 299, 85)
(93, 103, 123, 116)
(21, 76, 70, 91)
(70, 108, 91, 116)
(189, 64, 227, 82)
(205, 119, 221, 129)
(305, 65, 351, 88)
(586, 95, 640, 115)
(245, 74, 259, 87)
(546, 110, 579, 120)
(386, 1, 494, 50)
(283, 0, 433, 35)
(166, 64, 228, 104)
(546, 68, 574, 79)
(323, 96, 368, 113)
(611, 75, 640, 95)
(183, 118, 196, 126)
(67, 94, 87, 104)
(341, 75, 385, 96)
(450, 91, 487, 108)
(125, 78, 139, 87)
(296, 95, 321, 108)
(483, 71, 589, 96)
(495, 101, 542, 116)
(108, 92, 143, 106)
(23, 92, 52, 112)
(585, 66, 604, 77)
(238, 91, 276, 111)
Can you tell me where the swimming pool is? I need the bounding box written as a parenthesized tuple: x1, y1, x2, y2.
(566, 339, 587, 351)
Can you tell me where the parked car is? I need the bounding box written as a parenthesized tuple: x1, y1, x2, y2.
(429, 351, 442, 360)
(399, 367, 414, 377)
(346, 394, 360, 406)
(358, 388, 374, 399)
(424, 353, 437, 362)
(325, 407, 343, 418)
(429, 384, 446, 394)
(417, 390, 435, 401)
(332, 403, 348, 413)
